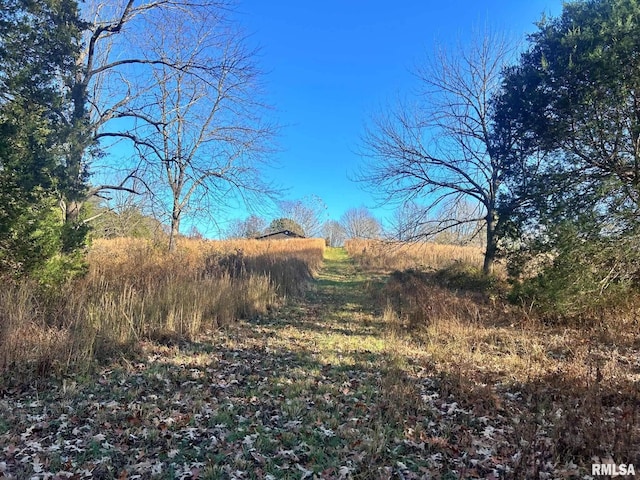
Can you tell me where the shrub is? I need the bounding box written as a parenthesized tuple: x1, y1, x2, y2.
(508, 223, 640, 323)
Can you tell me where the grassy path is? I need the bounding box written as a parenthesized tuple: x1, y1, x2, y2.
(0, 248, 603, 479)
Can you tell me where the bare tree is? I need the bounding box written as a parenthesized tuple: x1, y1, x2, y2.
(357, 30, 515, 273)
(61, 0, 197, 223)
(278, 195, 327, 238)
(386, 201, 429, 241)
(340, 207, 381, 240)
(225, 214, 267, 239)
(322, 220, 347, 247)
(433, 197, 485, 246)
(96, 5, 276, 251)
(60, 0, 274, 235)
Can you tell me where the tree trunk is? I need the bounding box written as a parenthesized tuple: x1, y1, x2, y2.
(168, 210, 180, 252)
(61, 77, 90, 229)
(65, 199, 82, 224)
(483, 211, 497, 275)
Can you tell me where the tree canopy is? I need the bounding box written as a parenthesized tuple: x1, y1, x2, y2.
(267, 218, 305, 237)
(495, 0, 640, 315)
(0, 0, 87, 277)
(340, 207, 381, 240)
(499, 0, 640, 210)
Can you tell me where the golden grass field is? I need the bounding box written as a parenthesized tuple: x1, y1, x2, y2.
(346, 242, 640, 472)
(0, 237, 325, 375)
(344, 238, 485, 271)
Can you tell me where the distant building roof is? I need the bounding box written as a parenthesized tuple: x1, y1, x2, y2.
(256, 230, 305, 240)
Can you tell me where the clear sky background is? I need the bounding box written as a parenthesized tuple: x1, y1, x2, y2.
(213, 0, 565, 236)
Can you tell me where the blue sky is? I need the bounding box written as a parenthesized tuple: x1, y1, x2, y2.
(215, 0, 564, 235)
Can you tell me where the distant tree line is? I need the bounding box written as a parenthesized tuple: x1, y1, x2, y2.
(226, 203, 383, 247)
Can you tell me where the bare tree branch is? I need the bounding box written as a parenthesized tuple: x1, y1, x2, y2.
(56, 0, 242, 226)
(340, 207, 382, 240)
(357, 29, 516, 273)
(115, 6, 279, 250)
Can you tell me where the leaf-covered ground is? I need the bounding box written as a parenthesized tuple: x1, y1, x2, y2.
(0, 248, 636, 479)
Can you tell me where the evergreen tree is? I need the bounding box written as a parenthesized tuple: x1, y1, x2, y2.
(267, 218, 305, 237)
(495, 0, 640, 317)
(0, 0, 87, 277)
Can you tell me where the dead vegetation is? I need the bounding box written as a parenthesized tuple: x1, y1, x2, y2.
(344, 238, 485, 272)
(1, 242, 639, 478)
(355, 243, 640, 473)
(0, 237, 325, 378)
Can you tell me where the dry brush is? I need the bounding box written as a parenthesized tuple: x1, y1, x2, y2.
(0, 237, 325, 379)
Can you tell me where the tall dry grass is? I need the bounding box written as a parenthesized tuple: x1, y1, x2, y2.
(378, 268, 640, 467)
(343, 238, 639, 465)
(345, 238, 484, 272)
(0, 237, 325, 379)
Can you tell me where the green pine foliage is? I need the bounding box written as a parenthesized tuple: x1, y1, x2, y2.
(267, 218, 306, 237)
(496, 0, 640, 320)
(0, 0, 88, 280)
(508, 220, 640, 321)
